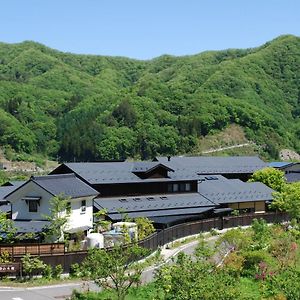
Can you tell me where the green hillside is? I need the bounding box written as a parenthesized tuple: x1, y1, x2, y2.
(0, 35, 299, 161)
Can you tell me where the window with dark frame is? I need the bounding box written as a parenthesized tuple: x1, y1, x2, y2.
(185, 183, 191, 191)
(173, 183, 179, 192)
(28, 200, 38, 212)
(81, 200, 86, 213)
(66, 202, 71, 214)
(167, 182, 192, 193)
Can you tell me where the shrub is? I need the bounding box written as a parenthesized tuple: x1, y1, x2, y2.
(241, 250, 275, 277)
(70, 263, 82, 278)
(223, 252, 245, 277)
(42, 264, 52, 279)
(52, 264, 63, 279)
(0, 251, 11, 263)
(218, 228, 252, 251)
(21, 254, 46, 278)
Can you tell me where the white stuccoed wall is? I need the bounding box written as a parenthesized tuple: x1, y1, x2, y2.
(7, 181, 53, 220)
(65, 197, 94, 231)
(6, 181, 94, 232)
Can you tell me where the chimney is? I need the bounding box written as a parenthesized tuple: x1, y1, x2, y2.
(167, 156, 171, 162)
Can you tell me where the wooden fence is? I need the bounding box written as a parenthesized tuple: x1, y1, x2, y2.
(0, 211, 290, 273)
(0, 242, 65, 256)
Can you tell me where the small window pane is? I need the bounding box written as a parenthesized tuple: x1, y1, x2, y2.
(173, 184, 179, 192)
(179, 183, 185, 192)
(29, 200, 38, 212)
(81, 200, 86, 213)
(185, 183, 191, 191)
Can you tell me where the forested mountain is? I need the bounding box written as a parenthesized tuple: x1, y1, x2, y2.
(0, 35, 299, 161)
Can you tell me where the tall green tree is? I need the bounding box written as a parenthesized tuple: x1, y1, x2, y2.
(43, 194, 70, 242)
(0, 211, 17, 243)
(271, 182, 300, 221)
(82, 245, 148, 300)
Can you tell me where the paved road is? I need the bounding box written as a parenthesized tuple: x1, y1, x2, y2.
(0, 240, 201, 300)
(0, 282, 101, 300)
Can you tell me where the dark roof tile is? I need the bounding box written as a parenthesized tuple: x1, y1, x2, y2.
(32, 173, 98, 198)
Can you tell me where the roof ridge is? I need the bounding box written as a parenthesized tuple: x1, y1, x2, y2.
(31, 173, 76, 181)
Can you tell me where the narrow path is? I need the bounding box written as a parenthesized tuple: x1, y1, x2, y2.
(202, 143, 252, 154)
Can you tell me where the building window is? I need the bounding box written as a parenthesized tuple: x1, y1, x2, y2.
(28, 200, 38, 212)
(66, 202, 71, 214)
(185, 183, 191, 191)
(167, 182, 192, 193)
(179, 183, 185, 192)
(81, 200, 86, 213)
(173, 184, 179, 192)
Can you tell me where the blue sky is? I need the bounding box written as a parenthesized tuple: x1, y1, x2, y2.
(1, 0, 299, 59)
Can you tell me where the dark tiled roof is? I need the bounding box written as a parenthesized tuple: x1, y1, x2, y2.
(95, 192, 215, 221)
(107, 207, 213, 221)
(54, 162, 227, 184)
(131, 162, 173, 173)
(2, 180, 27, 187)
(0, 204, 10, 213)
(198, 179, 274, 204)
(63, 162, 145, 184)
(32, 174, 99, 198)
(149, 214, 206, 225)
(94, 193, 215, 214)
(156, 156, 267, 174)
(14, 220, 50, 233)
(285, 172, 300, 183)
(0, 186, 18, 201)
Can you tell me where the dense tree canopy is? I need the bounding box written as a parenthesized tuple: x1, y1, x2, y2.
(249, 167, 286, 192)
(0, 35, 299, 161)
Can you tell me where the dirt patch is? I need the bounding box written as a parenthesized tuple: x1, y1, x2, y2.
(196, 124, 249, 153)
(280, 149, 300, 161)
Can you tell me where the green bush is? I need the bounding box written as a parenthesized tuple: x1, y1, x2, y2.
(52, 264, 63, 279)
(42, 264, 52, 279)
(21, 254, 46, 278)
(70, 263, 82, 278)
(241, 250, 275, 277)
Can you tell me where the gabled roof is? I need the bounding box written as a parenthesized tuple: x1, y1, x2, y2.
(31, 174, 99, 198)
(50, 161, 228, 184)
(155, 156, 267, 174)
(131, 162, 174, 173)
(5, 174, 99, 199)
(198, 179, 274, 204)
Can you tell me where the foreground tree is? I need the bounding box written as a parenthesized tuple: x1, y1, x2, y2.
(82, 245, 148, 300)
(0, 211, 17, 243)
(248, 167, 286, 192)
(271, 182, 300, 221)
(43, 194, 70, 242)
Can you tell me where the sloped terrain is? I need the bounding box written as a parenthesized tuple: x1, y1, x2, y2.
(0, 35, 299, 161)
